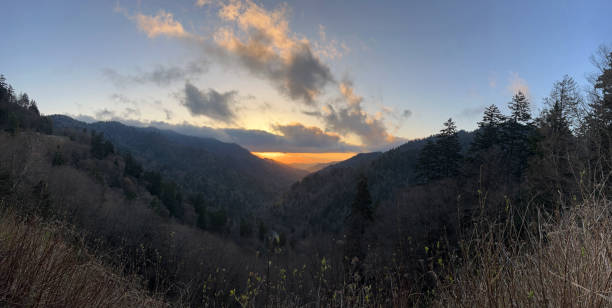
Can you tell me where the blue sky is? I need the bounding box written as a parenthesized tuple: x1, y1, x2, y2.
(1, 0, 611, 155)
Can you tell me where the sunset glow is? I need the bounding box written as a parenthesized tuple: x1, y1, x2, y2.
(252, 152, 357, 165)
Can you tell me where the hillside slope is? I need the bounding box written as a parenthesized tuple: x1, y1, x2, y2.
(276, 131, 474, 234)
(50, 115, 307, 214)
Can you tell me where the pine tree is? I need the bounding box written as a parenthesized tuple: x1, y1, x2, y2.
(501, 93, 534, 179)
(438, 118, 462, 178)
(17, 93, 30, 109)
(508, 91, 531, 124)
(470, 104, 504, 153)
(417, 118, 463, 182)
(530, 98, 575, 208)
(593, 51, 612, 125)
(344, 175, 374, 271)
(416, 139, 441, 182)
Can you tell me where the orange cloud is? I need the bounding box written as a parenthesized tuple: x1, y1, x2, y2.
(507, 71, 530, 97)
(133, 10, 188, 38)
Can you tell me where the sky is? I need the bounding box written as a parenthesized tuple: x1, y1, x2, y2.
(1, 0, 611, 165)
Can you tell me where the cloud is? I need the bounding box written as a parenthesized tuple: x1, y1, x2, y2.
(181, 82, 238, 123)
(91, 107, 141, 121)
(270, 123, 356, 151)
(316, 80, 395, 148)
(163, 109, 173, 120)
(195, 0, 212, 7)
(103, 61, 207, 88)
(109, 93, 138, 105)
(94, 109, 116, 120)
(212, 0, 334, 104)
(122, 107, 141, 118)
(133, 10, 189, 38)
(117, 1, 396, 150)
(313, 25, 350, 60)
(507, 72, 530, 96)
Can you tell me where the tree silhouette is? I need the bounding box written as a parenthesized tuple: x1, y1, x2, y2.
(417, 118, 462, 182)
(438, 118, 462, 178)
(470, 104, 504, 153)
(501, 93, 534, 179)
(344, 175, 374, 272)
(509, 91, 531, 124)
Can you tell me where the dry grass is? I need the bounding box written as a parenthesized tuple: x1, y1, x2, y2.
(434, 197, 612, 307)
(0, 205, 166, 307)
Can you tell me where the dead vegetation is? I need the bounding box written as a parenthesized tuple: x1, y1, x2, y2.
(434, 195, 612, 307)
(0, 204, 166, 307)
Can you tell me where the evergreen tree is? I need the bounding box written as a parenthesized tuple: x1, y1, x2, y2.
(344, 175, 374, 271)
(501, 92, 535, 179)
(0, 75, 8, 102)
(17, 93, 30, 109)
(530, 98, 576, 208)
(508, 91, 531, 124)
(28, 100, 40, 116)
(416, 139, 441, 182)
(470, 104, 504, 154)
(417, 118, 463, 182)
(437, 118, 463, 178)
(593, 51, 612, 125)
(124, 152, 143, 178)
(90, 131, 114, 159)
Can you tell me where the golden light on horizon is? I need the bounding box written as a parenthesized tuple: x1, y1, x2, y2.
(252, 152, 357, 165)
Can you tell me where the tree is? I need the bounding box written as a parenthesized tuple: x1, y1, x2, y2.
(416, 139, 441, 182)
(417, 118, 463, 182)
(470, 105, 504, 154)
(90, 131, 114, 159)
(124, 153, 143, 178)
(586, 48, 612, 181)
(17, 93, 30, 109)
(239, 218, 253, 237)
(144, 171, 162, 196)
(544, 75, 583, 131)
(160, 180, 184, 220)
(437, 118, 463, 178)
(501, 93, 535, 179)
(0, 75, 8, 102)
(508, 91, 531, 124)
(190, 193, 208, 230)
(344, 175, 374, 271)
(529, 98, 576, 208)
(28, 100, 40, 116)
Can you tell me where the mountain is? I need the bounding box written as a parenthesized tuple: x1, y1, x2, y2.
(50, 115, 307, 214)
(274, 131, 474, 234)
(287, 161, 339, 173)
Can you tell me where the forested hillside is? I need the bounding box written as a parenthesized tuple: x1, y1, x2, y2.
(1, 45, 612, 307)
(275, 131, 473, 234)
(50, 115, 306, 217)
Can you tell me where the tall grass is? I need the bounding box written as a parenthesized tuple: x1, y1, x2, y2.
(434, 195, 612, 307)
(0, 205, 166, 307)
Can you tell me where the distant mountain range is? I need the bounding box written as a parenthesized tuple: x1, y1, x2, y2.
(50, 115, 308, 214)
